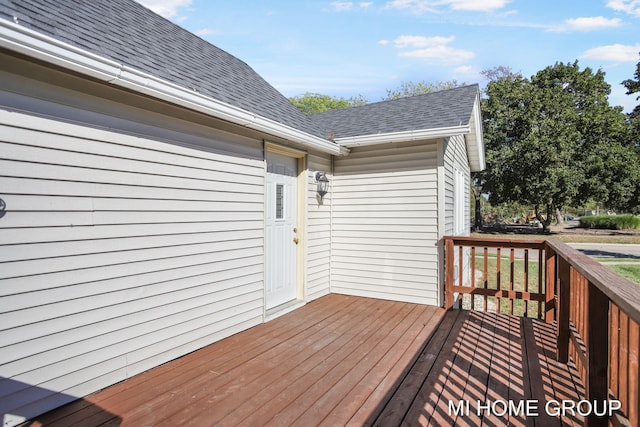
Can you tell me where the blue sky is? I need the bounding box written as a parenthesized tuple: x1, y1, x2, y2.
(137, 0, 640, 112)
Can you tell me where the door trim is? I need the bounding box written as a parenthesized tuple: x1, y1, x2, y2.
(264, 142, 307, 318)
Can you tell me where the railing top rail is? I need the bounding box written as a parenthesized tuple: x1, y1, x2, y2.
(443, 235, 546, 249)
(545, 240, 640, 323)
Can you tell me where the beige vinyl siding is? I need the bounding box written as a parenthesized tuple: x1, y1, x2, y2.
(331, 140, 440, 305)
(0, 110, 265, 423)
(306, 152, 332, 301)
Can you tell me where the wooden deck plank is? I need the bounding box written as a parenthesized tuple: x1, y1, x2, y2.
(521, 317, 559, 427)
(100, 295, 353, 426)
(25, 296, 587, 427)
(41, 293, 349, 426)
(534, 318, 586, 427)
(347, 305, 449, 426)
(265, 301, 418, 426)
(321, 305, 444, 427)
(399, 310, 473, 425)
(129, 296, 384, 426)
(295, 304, 432, 426)
(367, 308, 462, 426)
(454, 311, 498, 426)
(441, 311, 486, 427)
(180, 296, 387, 425)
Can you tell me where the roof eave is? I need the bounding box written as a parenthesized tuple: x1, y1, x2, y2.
(466, 93, 486, 172)
(334, 125, 470, 148)
(0, 20, 345, 155)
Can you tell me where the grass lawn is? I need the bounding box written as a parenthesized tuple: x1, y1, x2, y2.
(461, 230, 640, 314)
(605, 264, 640, 284)
(471, 231, 640, 245)
(468, 253, 544, 318)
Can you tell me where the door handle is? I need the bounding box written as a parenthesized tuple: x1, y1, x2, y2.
(293, 237, 299, 245)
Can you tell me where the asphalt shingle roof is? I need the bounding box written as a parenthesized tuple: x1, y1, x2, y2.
(0, 0, 327, 138)
(311, 85, 480, 139)
(0, 0, 480, 142)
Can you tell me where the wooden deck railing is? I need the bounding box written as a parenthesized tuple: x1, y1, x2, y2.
(444, 236, 640, 427)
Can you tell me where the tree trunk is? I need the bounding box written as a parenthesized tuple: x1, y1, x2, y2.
(555, 208, 564, 226)
(539, 205, 553, 233)
(473, 192, 483, 230)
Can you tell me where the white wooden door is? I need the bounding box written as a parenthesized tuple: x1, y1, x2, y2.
(266, 152, 298, 309)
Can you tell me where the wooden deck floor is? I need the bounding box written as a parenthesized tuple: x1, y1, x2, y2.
(26, 294, 586, 426)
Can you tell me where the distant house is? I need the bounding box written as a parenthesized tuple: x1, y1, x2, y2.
(0, 0, 484, 424)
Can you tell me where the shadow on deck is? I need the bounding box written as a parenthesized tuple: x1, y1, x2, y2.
(24, 294, 585, 426)
(371, 309, 585, 427)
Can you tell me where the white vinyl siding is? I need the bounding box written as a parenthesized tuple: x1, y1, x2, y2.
(0, 110, 265, 423)
(443, 134, 470, 237)
(331, 140, 439, 305)
(443, 134, 471, 287)
(306, 152, 332, 301)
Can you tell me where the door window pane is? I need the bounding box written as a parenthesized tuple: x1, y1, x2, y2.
(275, 184, 284, 219)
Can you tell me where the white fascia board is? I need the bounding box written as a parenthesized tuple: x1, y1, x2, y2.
(335, 125, 470, 148)
(0, 20, 345, 155)
(0, 18, 122, 81)
(466, 94, 486, 172)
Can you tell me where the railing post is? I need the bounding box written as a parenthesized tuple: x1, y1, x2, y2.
(557, 257, 570, 363)
(445, 238, 454, 309)
(586, 282, 609, 427)
(545, 246, 556, 323)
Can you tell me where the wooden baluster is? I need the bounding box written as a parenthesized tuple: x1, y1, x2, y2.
(628, 319, 639, 426)
(557, 257, 570, 363)
(545, 247, 556, 324)
(445, 238, 454, 309)
(471, 246, 476, 311)
(483, 247, 488, 312)
(459, 245, 463, 306)
(610, 305, 620, 405)
(586, 282, 609, 427)
(509, 248, 515, 315)
(538, 249, 543, 319)
(496, 247, 501, 314)
(523, 249, 529, 317)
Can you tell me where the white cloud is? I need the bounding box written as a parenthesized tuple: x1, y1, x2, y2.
(330, 1, 374, 11)
(447, 0, 511, 11)
(378, 39, 391, 45)
(393, 35, 455, 48)
(607, 0, 640, 17)
(581, 43, 640, 62)
(386, 0, 511, 13)
(452, 65, 480, 79)
(195, 28, 220, 36)
(549, 16, 622, 32)
(135, 0, 192, 19)
(331, 1, 354, 11)
(399, 45, 475, 62)
(389, 35, 474, 62)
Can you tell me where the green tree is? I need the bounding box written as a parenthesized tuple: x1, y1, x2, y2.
(471, 66, 523, 229)
(622, 53, 640, 140)
(384, 79, 466, 100)
(289, 92, 368, 115)
(482, 61, 636, 231)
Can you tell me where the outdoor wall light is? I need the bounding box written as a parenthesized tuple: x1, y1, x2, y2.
(315, 171, 329, 199)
